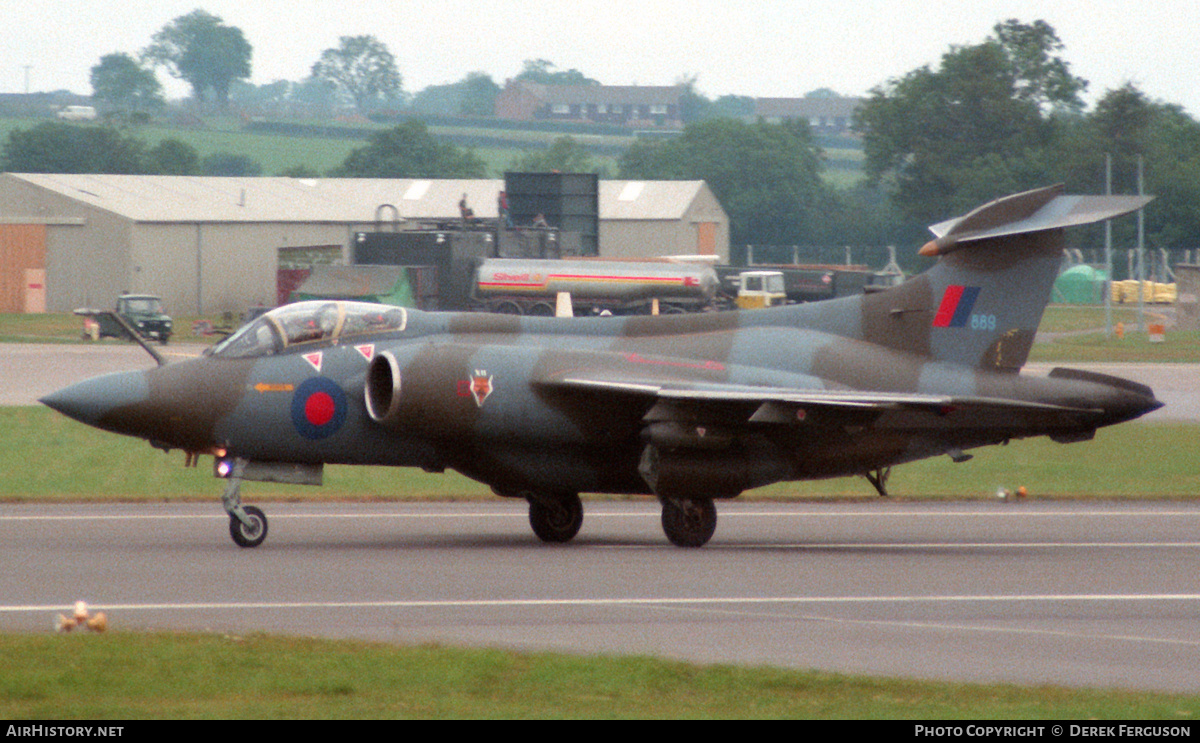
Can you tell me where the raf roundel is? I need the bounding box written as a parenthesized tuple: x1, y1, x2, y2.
(291, 377, 348, 440)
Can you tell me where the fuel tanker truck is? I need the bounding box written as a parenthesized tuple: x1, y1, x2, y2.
(470, 258, 723, 315)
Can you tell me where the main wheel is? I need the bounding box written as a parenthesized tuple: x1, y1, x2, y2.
(528, 492, 583, 543)
(229, 505, 268, 548)
(661, 497, 716, 548)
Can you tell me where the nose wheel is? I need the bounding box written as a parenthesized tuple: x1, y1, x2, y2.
(220, 458, 269, 548)
(229, 505, 268, 548)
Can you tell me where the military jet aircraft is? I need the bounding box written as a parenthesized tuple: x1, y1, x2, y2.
(41, 185, 1161, 548)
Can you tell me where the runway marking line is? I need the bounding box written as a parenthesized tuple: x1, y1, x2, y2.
(654, 603, 1200, 650)
(6, 592, 1200, 614)
(7, 594, 1200, 651)
(6, 508, 1200, 523)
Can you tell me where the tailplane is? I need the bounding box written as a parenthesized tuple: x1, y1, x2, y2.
(856, 185, 1150, 372)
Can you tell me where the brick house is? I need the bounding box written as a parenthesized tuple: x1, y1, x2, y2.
(495, 80, 686, 128)
(754, 96, 864, 136)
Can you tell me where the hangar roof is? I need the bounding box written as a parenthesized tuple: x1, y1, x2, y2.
(3, 174, 721, 225)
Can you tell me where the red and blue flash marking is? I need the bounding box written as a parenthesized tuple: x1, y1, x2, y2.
(932, 285, 982, 328)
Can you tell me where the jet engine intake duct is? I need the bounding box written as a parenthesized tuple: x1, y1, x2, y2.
(364, 351, 403, 425)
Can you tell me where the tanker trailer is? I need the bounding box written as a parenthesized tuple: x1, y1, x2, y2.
(472, 258, 721, 315)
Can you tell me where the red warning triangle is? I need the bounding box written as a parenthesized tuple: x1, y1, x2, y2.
(355, 344, 375, 362)
(303, 351, 323, 372)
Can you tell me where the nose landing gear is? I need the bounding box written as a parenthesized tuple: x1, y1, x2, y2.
(220, 459, 269, 548)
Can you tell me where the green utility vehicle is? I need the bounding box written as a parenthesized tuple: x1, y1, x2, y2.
(97, 294, 173, 345)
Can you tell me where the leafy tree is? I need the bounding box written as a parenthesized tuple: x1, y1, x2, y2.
(458, 72, 500, 117)
(279, 164, 321, 178)
(145, 138, 200, 174)
(1090, 83, 1156, 162)
(1059, 84, 1200, 250)
(712, 95, 754, 119)
(2, 122, 146, 173)
(620, 118, 826, 246)
(855, 19, 1085, 223)
(311, 35, 403, 112)
(992, 19, 1087, 113)
(409, 83, 463, 117)
(142, 9, 251, 109)
(509, 137, 602, 174)
(411, 72, 499, 118)
(514, 59, 599, 86)
(201, 152, 262, 176)
(90, 53, 163, 115)
(334, 120, 486, 178)
(290, 74, 341, 115)
(230, 79, 292, 107)
(676, 75, 715, 124)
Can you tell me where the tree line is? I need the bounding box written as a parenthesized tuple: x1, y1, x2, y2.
(10, 13, 1200, 256)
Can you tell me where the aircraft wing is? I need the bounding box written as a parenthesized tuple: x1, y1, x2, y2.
(540, 374, 1100, 425)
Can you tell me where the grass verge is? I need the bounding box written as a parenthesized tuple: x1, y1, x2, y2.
(2, 632, 1197, 719)
(5, 407, 1198, 501)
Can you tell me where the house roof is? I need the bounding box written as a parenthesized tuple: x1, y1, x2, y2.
(509, 82, 686, 107)
(2, 174, 721, 224)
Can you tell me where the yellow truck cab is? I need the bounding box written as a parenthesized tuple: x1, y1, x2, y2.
(735, 270, 787, 309)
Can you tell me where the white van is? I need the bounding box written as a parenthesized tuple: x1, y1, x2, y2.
(57, 105, 97, 121)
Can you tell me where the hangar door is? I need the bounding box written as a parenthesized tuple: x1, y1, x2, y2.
(276, 245, 342, 306)
(695, 222, 717, 255)
(0, 224, 46, 313)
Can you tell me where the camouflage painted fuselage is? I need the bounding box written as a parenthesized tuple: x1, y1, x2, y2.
(42, 185, 1162, 509)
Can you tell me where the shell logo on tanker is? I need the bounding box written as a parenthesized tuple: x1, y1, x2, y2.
(487, 272, 543, 288)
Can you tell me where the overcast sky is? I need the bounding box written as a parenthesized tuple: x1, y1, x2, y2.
(5, 1, 1197, 115)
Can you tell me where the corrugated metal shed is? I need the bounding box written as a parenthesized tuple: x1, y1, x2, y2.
(600, 180, 711, 220)
(6, 174, 506, 224)
(0, 174, 728, 314)
(5, 174, 715, 224)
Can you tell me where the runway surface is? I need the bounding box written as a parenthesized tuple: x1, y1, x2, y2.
(3, 500, 1200, 693)
(5, 343, 1200, 693)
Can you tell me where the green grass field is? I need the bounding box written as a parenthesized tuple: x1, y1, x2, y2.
(3, 633, 1197, 719)
(0, 113, 859, 183)
(4, 405, 1197, 501)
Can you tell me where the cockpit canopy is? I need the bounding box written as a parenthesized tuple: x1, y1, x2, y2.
(211, 301, 408, 358)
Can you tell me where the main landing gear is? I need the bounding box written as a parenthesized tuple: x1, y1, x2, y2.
(660, 497, 717, 548)
(521, 490, 718, 547)
(220, 459, 269, 548)
(526, 491, 584, 543)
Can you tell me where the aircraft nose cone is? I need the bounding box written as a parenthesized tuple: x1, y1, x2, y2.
(39, 371, 149, 429)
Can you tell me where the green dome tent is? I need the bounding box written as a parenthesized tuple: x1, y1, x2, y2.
(1053, 265, 1107, 304)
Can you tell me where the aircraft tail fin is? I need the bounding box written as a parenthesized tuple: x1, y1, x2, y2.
(856, 185, 1150, 372)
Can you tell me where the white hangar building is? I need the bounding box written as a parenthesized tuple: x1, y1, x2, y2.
(0, 174, 728, 315)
